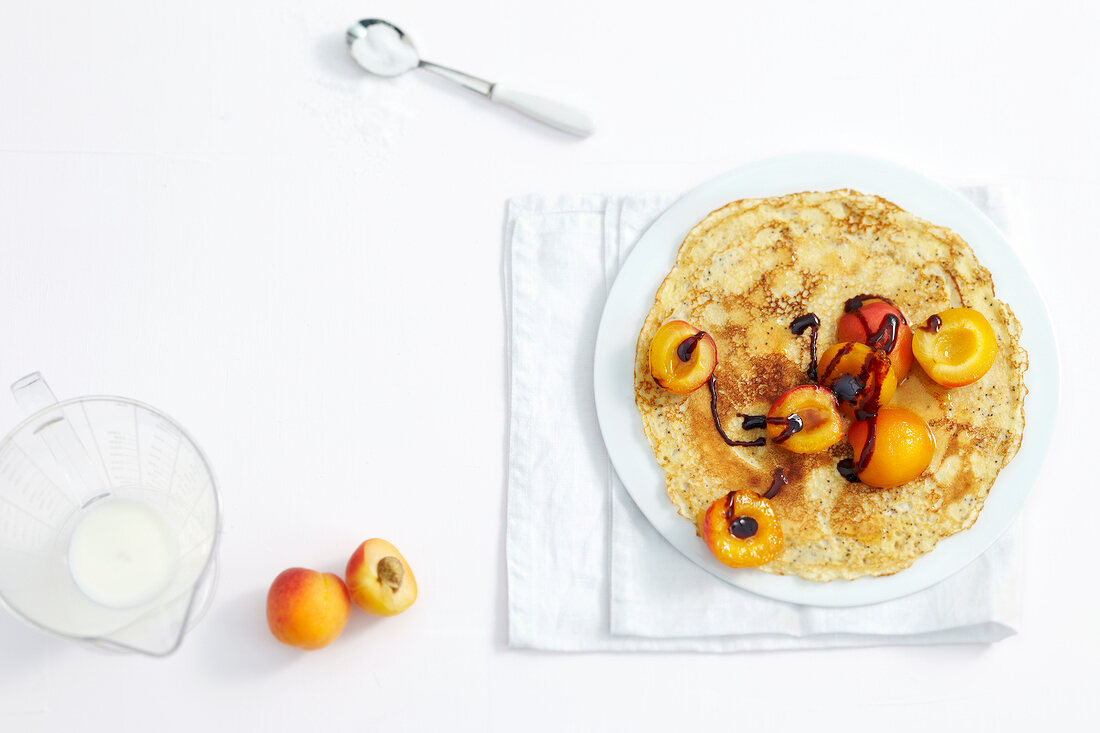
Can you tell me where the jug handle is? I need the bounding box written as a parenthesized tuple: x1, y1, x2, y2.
(12, 372, 61, 413)
(11, 372, 106, 504)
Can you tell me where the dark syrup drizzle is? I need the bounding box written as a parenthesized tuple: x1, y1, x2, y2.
(789, 313, 821, 381)
(837, 417, 878, 484)
(764, 467, 788, 500)
(819, 342, 856, 383)
(707, 376, 766, 447)
(677, 331, 708, 362)
(723, 491, 758, 539)
(737, 412, 803, 443)
(868, 313, 900, 353)
(832, 374, 864, 406)
(844, 293, 908, 323)
(920, 314, 942, 333)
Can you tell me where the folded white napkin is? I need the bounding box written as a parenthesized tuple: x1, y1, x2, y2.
(506, 187, 1023, 651)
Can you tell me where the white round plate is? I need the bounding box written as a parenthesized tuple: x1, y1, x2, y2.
(593, 152, 1059, 607)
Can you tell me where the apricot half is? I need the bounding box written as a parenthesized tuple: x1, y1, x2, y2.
(911, 308, 997, 387)
(702, 490, 783, 568)
(816, 342, 897, 417)
(837, 296, 914, 380)
(266, 568, 351, 650)
(848, 407, 936, 488)
(765, 385, 843, 454)
(648, 320, 718, 394)
(346, 539, 418, 616)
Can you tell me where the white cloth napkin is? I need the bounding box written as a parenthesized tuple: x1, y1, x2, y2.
(506, 187, 1023, 651)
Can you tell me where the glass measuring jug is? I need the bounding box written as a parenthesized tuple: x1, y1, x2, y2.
(0, 373, 220, 656)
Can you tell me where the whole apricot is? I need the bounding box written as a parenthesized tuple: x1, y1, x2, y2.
(266, 568, 351, 650)
(837, 296, 914, 380)
(848, 407, 936, 488)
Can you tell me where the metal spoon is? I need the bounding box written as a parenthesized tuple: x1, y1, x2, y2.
(346, 19, 595, 137)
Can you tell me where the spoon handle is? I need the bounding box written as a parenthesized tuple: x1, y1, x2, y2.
(488, 85, 595, 137)
(417, 60, 594, 137)
(417, 60, 493, 96)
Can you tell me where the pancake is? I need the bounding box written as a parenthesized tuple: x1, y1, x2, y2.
(634, 190, 1027, 581)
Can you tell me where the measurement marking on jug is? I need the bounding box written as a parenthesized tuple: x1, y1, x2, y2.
(11, 442, 79, 510)
(165, 430, 183, 499)
(0, 492, 60, 529)
(80, 401, 112, 492)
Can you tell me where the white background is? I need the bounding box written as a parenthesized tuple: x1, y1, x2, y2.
(0, 0, 1095, 729)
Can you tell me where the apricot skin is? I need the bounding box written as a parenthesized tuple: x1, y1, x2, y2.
(266, 568, 351, 650)
(848, 407, 936, 489)
(837, 298, 914, 380)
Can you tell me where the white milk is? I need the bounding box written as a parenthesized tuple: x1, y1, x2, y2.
(67, 499, 179, 608)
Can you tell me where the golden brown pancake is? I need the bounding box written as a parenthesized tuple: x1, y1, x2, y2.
(634, 190, 1027, 580)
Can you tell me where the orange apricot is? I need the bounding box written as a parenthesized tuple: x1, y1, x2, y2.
(848, 407, 936, 488)
(911, 308, 997, 387)
(816, 342, 897, 417)
(765, 385, 843, 454)
(648, 320, 718, 394)
(266, 568, 351, 650)
(702, 490, 783, 568)
(836, 296, 914, 380)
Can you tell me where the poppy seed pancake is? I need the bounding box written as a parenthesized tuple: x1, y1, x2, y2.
(634, 190, 1027, 580)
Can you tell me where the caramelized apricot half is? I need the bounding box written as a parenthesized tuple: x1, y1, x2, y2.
(836, 296, 914, 380)
(765, 385, 843, 454)
(649, 320, 718, 394)
(848, 407, 936, 488)
(911, 308, 997, 387)
(702, 490, 783, 568)
(816, 342, 897, 418)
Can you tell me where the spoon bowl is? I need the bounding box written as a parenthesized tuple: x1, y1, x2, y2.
(346, 19, 420, 78)
(345, 18, 595, 137)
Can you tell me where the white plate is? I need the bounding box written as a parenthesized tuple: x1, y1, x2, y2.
(593, 153, 1059, 607)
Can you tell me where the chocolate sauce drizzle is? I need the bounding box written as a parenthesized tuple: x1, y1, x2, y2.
(723, 491, 758, 539)
(832, 374, 864, 406)
(737, 412, 803, 443)
(707, 376, 766, 447)
(837, 417, 877, 484)
(844, 294, 907, 323)
(868, 313, 900, 353)
(739, 414, 787, 431)
(819, 342, 856, 384)
(677, 331, 708, 362)
(763, 467, 788, 499)
(920, 314, 942, 333)
(789, 313, 821, 381)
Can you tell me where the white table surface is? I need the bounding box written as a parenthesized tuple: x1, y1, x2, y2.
(0, 0, 1095, 729)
